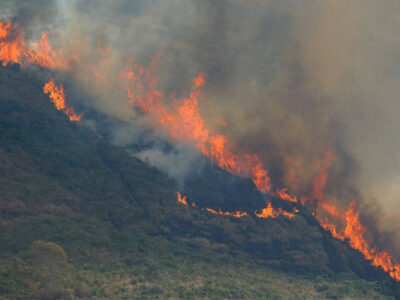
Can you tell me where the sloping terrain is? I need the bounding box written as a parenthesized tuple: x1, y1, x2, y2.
(0, 65, 398, 299)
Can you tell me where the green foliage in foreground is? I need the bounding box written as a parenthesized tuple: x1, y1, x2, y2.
(0, 215, 392, 300)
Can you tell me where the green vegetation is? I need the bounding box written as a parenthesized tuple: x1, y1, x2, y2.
(0, 215, 392, 299)
(0, 65, 398, 299)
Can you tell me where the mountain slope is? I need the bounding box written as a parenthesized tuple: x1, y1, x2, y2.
(0, 65, 398, 299)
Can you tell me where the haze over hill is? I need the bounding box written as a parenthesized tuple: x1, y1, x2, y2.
(1, 0, 400, 299)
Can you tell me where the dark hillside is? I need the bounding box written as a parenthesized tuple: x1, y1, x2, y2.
(0, 65, 398, 299)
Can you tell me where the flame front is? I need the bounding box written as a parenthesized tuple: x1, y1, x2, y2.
(177, 192, 247, 218)
(177, 192, 294, 219)
(0, 20, 67, 69)
(1, 19, 400, 282)
(344, 203, 400, 280)
(0, 20, 26, 66)
(255, 201, 296, 219)
(204, 207, 248, 218)
(122, 59, 272, 194)
(177, 192, 188, 205)
(312, 153, 400, 280)
(27, 33, 67, 69)
(43, 79, 81, 122)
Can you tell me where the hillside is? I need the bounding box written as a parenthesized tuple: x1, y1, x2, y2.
(0, 64, 399, 299)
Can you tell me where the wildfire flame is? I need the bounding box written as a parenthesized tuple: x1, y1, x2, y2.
(27, 33, 67, 69)
(274, 188, 298, 203)
(122, 59, 272, 194)
(177, 192, 188, 205)
(311, 153, 400, 280)
(255, 201, 296, 219)
(43, 79, 82, 122)
(0, 20, 67, 69)
(322, 202, 400, 280)
(1, 19, 399, 281)
(177, 192, 294, 219)
(312, 151, 335, 201)
(178, 192, 247, 218)
(320, 219, 345, 241)
(0, 20, 26, 66)
(204, 207, 248, 218)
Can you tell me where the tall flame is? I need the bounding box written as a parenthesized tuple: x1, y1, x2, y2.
(122, 59, 272, 194)
(0, 21, 67, 69)
(43, 79, 82, 122)
(312, 153, 400, 281)
(321, 203, 400, 280)
(312, 151, 335, 201)
(122, 55, 400, 281)
(0, 20, 26, 66)
(345, 203, 400, 280)
(1, 19, 399, 281)
(27, 33, 66, 69)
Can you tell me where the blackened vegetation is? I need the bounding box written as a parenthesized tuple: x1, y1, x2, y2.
(0, 65, 399, 298)
(183, 161, 266, 212)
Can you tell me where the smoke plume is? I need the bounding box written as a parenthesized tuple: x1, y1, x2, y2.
(4, 0, 400, 255)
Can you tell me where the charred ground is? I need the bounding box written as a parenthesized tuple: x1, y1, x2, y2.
(0, 65, 399, 299)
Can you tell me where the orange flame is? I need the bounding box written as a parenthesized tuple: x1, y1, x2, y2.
(319, 202, 400, 280)
(303, 151, 343, 219)
(0, 20, 26, 66)
(255, 201, 296, 219)
(27, 33, 66, 69)
(0, 20, 73, 72)
(177, 192, 188, 205)
(319, 200, 343, 219)
(310, 151, 400, 281)
(177, 192, 294, 219)
(177, 192, 248, 218)
(320, 218, 345, 241)
(126, 57, 400, 281)
(312, 151, 335, 201)
(1, 20, 399, 282)
(344, 202, 400, 280)
(122, 59, 273, 194)
(274, 188, 298, 203)
(204, 207, 248, 218)
(43, 79, 82, 122)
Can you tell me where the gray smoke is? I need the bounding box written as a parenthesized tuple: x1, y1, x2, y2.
(9, 0, 400, 253)
(6, 0, 61, 39)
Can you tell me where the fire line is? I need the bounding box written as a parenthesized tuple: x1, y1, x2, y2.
(1, 19, 399, 282)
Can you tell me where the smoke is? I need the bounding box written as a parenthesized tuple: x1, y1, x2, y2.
(107, 121, 203, 187)
(136, 144, 204, 188)
(8, 0, 400, 253)
(6, 0, 61, 38)
(294, 1, 400, 214)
